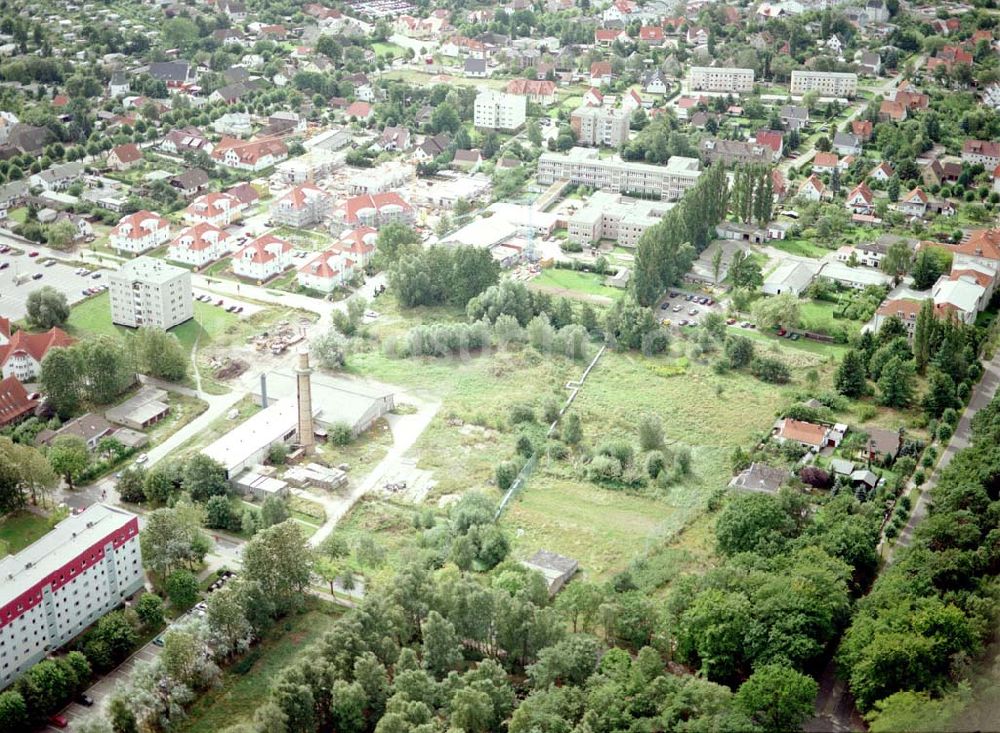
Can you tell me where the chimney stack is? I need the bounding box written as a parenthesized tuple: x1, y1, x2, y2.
(295, 347, 315, 453)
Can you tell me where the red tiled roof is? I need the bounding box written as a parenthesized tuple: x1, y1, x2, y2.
(110, 143, 142, 164)
(813, 152, 838, 167)
(639, 26, 664, 41)
(212, 136, 288, 165)
(171, 222, 230, 252)
(344, 192, 412, 224)
(0, 376, 37, 427)
(236, 234, 292, 263)
(963, 139, 1000, 159)
(278, 184, 327, 210)
(0, 327, 74, 368)
(755, 129, 782, 154)
(111, 211, 170, 239)
(779, 419, 827, 447)
(345, 101, 373, 118)
(955, 229, 1000, 260)
(505, 78, 556, 96)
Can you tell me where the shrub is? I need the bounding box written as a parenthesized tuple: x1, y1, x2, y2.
(937, 423, 953, 442)
(750, 356, 791, 384)
(548, 441, 568, 460)
(598, 439, 634, 467)
(515, 433, 535, 458)
(914, 470, 926, 486)
(509, 403, 536, 426)
(645, 450, 666, 479)
(941, 408, 959, 426)
(329, 422, 353, 445)
(800, 466, 832, 488)
(587, 455, 622, 482)
(496, 461, 519, 491)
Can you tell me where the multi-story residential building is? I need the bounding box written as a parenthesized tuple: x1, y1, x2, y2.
(0, 317, 73, 382)
(297, 250, 356, 292)
(687, 66, 755, 93)
(109, 257, 194, 330)
(790, 70, 858, 98)
(473, 90, 526, 131)
(341, 192, 414, 227)
(232, 234, 294, 281)
(568, 191, 673, 247)
(537, 148, 702, 201)
(570, 105, 630, 148)
(211, 136, 288, 172)
(962, 139, 1000, 169)
(183, 192, 242, 227)
(168, 223, 233, 268)
(271, 184, 331, 228)
(109, 211, 171, 255)
(0, 504, 143, 691)
(275, 149, 338, 184)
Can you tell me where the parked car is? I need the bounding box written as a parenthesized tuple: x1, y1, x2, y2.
(216, 299, 224, 306)
(678, 319, 688, 326)
(688, 308, 698, 316)
(659, 303, 668, 310)
(28, 250, 39, 257)
(0, 262, 7, 270)
(44, 259, 57, 267)
(135, 453, 149, 465)
(152, 636, 165, 647)
(31, 272, 42, 280)
(49, 715, 68, 729)
(91, 272, 101, 279)
(78, 693, 94, 707)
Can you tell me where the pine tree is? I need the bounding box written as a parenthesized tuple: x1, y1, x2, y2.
(835, 349, 867, 398)
(878, 356, 916, 408)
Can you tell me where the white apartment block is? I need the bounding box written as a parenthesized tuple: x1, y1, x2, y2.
(0, 505, 143, 690)
(473, 90, 527, 132)
(790, 70, 858, 98)
(687, 66, 755, 93)
(109, 256, 194, 330)
(537, 148, 702, 201)
(568, 190, 674, 247)
(570, 105, 630, 148)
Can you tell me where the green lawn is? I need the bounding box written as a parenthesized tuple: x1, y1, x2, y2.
(768, 238, 832, 259)
(0, 511, 58, 556)
(7, 207, 27, 225)
(67, 292, 239, 351)
(530, 268, 624, 302)
(798, 299, 862, 339)
(372, 41, 406, 57)
(178, 606, 341, 733)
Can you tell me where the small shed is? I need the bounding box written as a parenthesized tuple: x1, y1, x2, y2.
(850, 469, 879, 490)
(522, 550, 579, 596)
(829, 458, 855, 476)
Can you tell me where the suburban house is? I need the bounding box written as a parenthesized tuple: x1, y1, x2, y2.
(160, 126, 212, 155)
(590, 61, 613, 86)
(832, 131, 861, 156)
(729, 463, 788, 494)
(330, 227, 377, 268)
(109, 210, 172, 254)
(170, 169, 211, 198)
(897, 187, 929, 217)
(779, 105, 809, 130)
(297, 249, 356, 293)
(106, 143, 143, 171)
(148, 61, 196, 88)
(271, 184, 331, 228)
(962, 139, 1000, 169)
(211, 137, 288, 172)
(869, 161, 894, 182)
(812, 152, 839, 174)
(232, 234, 294, 281)
(374, 126, 411, 152)
(773, 418, 846, 450)
(183, 192, 242, 227)
(0, 318, 74, 382)
(168, 223, 233, 268)
(345, 101, 374, 123)
(863, 426, 903, 464)
(797, 174, 829, 202)
(846, 182, 875, 214)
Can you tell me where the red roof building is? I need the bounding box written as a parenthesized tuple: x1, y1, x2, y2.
(342, 193, 414, 227)
(0, 322, 74, 382)
(0, 376, 38, 427)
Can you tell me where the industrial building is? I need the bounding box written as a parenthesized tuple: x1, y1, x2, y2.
(108, 257, 194, 330)
(0, 505, 143, 690)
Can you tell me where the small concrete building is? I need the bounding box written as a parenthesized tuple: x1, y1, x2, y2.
(105, 387, 170, 430)
(522, 549, 579, 596)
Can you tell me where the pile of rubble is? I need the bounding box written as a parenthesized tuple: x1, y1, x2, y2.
(210, 357, 247, 380)
(251, 321, 305, 355)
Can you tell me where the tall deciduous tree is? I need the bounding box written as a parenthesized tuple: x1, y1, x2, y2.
(47, 435, 89, 489)
(241, 520, 312, 617)
(25, 286, 70, 328)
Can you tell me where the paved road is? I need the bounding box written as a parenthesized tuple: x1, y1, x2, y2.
(809, 343, 1000, 732)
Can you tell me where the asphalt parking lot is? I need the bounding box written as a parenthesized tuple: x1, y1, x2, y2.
(0, 251, 108, 321)
(59, 639, 163, 730)
(655, 288, 723, 328)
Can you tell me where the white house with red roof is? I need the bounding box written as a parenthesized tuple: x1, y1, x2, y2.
(846, 182, 875, 214)
(345, 101, 374, 123)
(639, 26, 665, 44)
(110, 210, 171, 254)
(869, 161, 894, 182)
(594, 28, 628, 46)
(297, 249, 356, 292)
(582, 87, 604, 107)
(898, 187, 928, 218)
(505, 79, 557, 106)
(797, 175, 828, 202)
(106, 143, 143, 171)
(755, 130, 783, 159)
(0, 318, 74, 382)
(211, 136, 288, 172)
(232, 234, 293, 281)
(183, 192, 242, 227)
(0, 375, 38, 427)
(340, 192, 414, 227)
(331, 227, 377, 268)
(271, 184, 331, 228)
(812, 152, 839, 174)
(168, 223, 233, 268)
